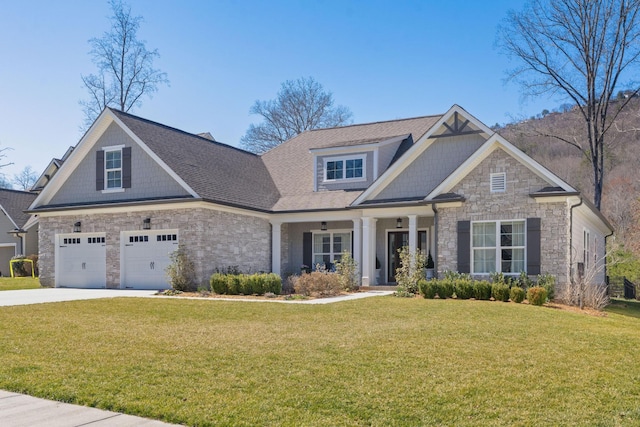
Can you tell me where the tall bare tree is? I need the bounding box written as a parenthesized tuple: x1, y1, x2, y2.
(498, 0, 640, 209)
(241, 77, 353, 154)
(12, 166, 37, 191)
(81, 0, 168, 127)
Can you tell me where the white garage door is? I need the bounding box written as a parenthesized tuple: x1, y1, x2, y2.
(121, 230, 178, 290)
(56, 233, 106, 288)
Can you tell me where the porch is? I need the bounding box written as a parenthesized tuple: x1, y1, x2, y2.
(271, 206, 436, 285)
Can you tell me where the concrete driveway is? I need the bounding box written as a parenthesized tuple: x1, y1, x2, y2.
(0, 288, 158, 307)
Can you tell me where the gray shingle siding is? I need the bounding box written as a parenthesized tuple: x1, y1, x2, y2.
(50, 122, 190, 206)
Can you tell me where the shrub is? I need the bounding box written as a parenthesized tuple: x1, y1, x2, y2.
(474, 281, 492, 300)
(210, 273, 227, 294)
(518, 271, 532, 289)
(418, 279, 437, 299)
(262, 273, 282, 295)
(454, 279, 474, 299)
(537, 274, 556, 301)
(26, 254, 39, 277)
(438, 280, 454, 299)
(335, 251, 360, 292)
(294, 271, 341, 297)
(527, 286, 548, 306)
(394, 246, 426, 296)
(238, 275, 252, 295)
(165, 245, 197, 292)
(492, 284, 510, 302)
(510, 286, 526, 303)
(226, 275, 241, 295)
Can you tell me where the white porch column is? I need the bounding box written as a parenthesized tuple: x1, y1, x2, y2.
(352, 218, 362, 276)
(362, 217, 377, 286)
(271, 221, 282, 275)
(408, 214, 418, 253)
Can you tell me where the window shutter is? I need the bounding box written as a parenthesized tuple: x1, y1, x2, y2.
(96, 150, 104, 191)
(303, 232, 312, 268)
(122, 147, 132, 188)
(457, 220, 471, 273)
(526, 218, 541, 275)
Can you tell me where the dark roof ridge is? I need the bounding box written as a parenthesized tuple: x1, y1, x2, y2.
(0, 187, 36, 196)
(303, 113, 443, 134)
(108, 108, 259, 158)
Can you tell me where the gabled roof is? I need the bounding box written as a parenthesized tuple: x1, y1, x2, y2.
(109, 109, 280, 211)
(262, 114, 442, 211)
(0, 188, 37, 228)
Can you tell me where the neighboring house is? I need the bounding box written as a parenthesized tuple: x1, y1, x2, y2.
(31, 146, 74, 193)
(0, 188, 38, 276)
(28, 105, 612, 295)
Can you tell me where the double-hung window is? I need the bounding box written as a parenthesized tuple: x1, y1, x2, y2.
(324, 155, 365, 182)
(472, 220, 525, 274)
(105, 149, 122, 189)
(312, 231, 352, 269)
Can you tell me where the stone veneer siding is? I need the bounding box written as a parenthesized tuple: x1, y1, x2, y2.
(437, 149, 570, 285)
(38, 207, 271, 288)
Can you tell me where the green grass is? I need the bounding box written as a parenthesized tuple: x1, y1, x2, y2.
(0, 277, 41, 291)
(1, 297, 639, 426)
(606, 297, 640, 318)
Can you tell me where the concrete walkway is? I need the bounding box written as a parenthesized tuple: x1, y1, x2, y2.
(0, 288, 158, 307)
(0, 390, 181, 426)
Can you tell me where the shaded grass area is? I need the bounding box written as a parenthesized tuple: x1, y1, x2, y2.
(606, 297, 640, 319)
(0, 297, 639, 426)
(0, 277, 41, 291)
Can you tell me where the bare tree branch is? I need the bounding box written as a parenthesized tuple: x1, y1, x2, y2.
(80, 0, 168, 129)
(498, 0, 640, 209)
(240, 77, 353, 154)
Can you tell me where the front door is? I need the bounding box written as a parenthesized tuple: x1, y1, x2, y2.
(387, 230, 429, 283)
(388, 232, 408, 283)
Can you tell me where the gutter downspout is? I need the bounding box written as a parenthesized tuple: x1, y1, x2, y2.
(433, 203, 438, 278)
(569, 197, 583, 308)
(604, 229, 615, 288)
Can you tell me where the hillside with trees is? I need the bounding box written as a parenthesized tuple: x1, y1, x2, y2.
(497, 96, 640, 280)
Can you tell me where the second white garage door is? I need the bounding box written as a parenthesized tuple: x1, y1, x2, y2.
(121, 230, 179, 290)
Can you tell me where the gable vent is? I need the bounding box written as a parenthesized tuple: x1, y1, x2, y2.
(490, 172, 506, 193)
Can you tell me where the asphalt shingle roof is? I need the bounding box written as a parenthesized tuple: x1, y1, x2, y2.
(0, 189, 37, 228)
(110, 109, 281, 211)
(261, 115, 443, 211)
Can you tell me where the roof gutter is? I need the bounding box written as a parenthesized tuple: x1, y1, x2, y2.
(569, 197, 583, 287)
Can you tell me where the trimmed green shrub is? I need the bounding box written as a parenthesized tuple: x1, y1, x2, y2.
(492, 284, 510, 302)
(510, 286, 526, 303)
(418, 279, 437, 299)
(262, 273, 282, 295)
(250, 274, 265, 295)
(454, 279, 474, 299)
(226, 275, 241, 295)
(473, 281, 492, 300)
(210, 273, 228, 294)
(537, 274, 555, 301)
(527, 286, 547, 306)
(438, 280, 454, 299)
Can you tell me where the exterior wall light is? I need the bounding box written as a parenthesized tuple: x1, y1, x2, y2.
(320, 221, 327, 231)
(396, 218, 402, 229)
(143, 218, 151, 230)
(73, 222, 81, 233)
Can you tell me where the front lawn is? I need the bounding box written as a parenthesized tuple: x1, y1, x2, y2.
(0, 297, 639, 426)
(0, 277, 41, 291)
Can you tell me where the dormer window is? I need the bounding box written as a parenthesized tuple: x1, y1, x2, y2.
(324, 155, 365, 182)
(105, 149, 122, 189)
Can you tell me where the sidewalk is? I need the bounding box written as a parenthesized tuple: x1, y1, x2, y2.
(0, 390, 181, 426)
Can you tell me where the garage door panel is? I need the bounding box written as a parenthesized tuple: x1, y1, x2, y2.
(56, 234, 106, 288)
(121, 231, 178, 290)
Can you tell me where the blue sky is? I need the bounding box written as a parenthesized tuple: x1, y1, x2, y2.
(0, 0, 559, 183)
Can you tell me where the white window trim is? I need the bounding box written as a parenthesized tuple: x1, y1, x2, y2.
(490, 172, 506, 193)
(103, 147, 123, 192)
(583, 228, 591, 270)
(471, 219, 526, 275)
(322, 154, 366, 183)
(311, 229, 352, 268)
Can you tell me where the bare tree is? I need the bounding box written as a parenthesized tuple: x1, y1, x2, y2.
(240, 77, 353, 154)
(80, 0, 168, 127)
(498, 0, 640, 209)
(12, 166, 37, 191)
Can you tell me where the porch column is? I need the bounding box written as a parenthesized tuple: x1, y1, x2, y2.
(271, 220, 282, 275)
(362, 217, 377, 286)
(352, 218, 362, 276)
(408, 214, 418, 253)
